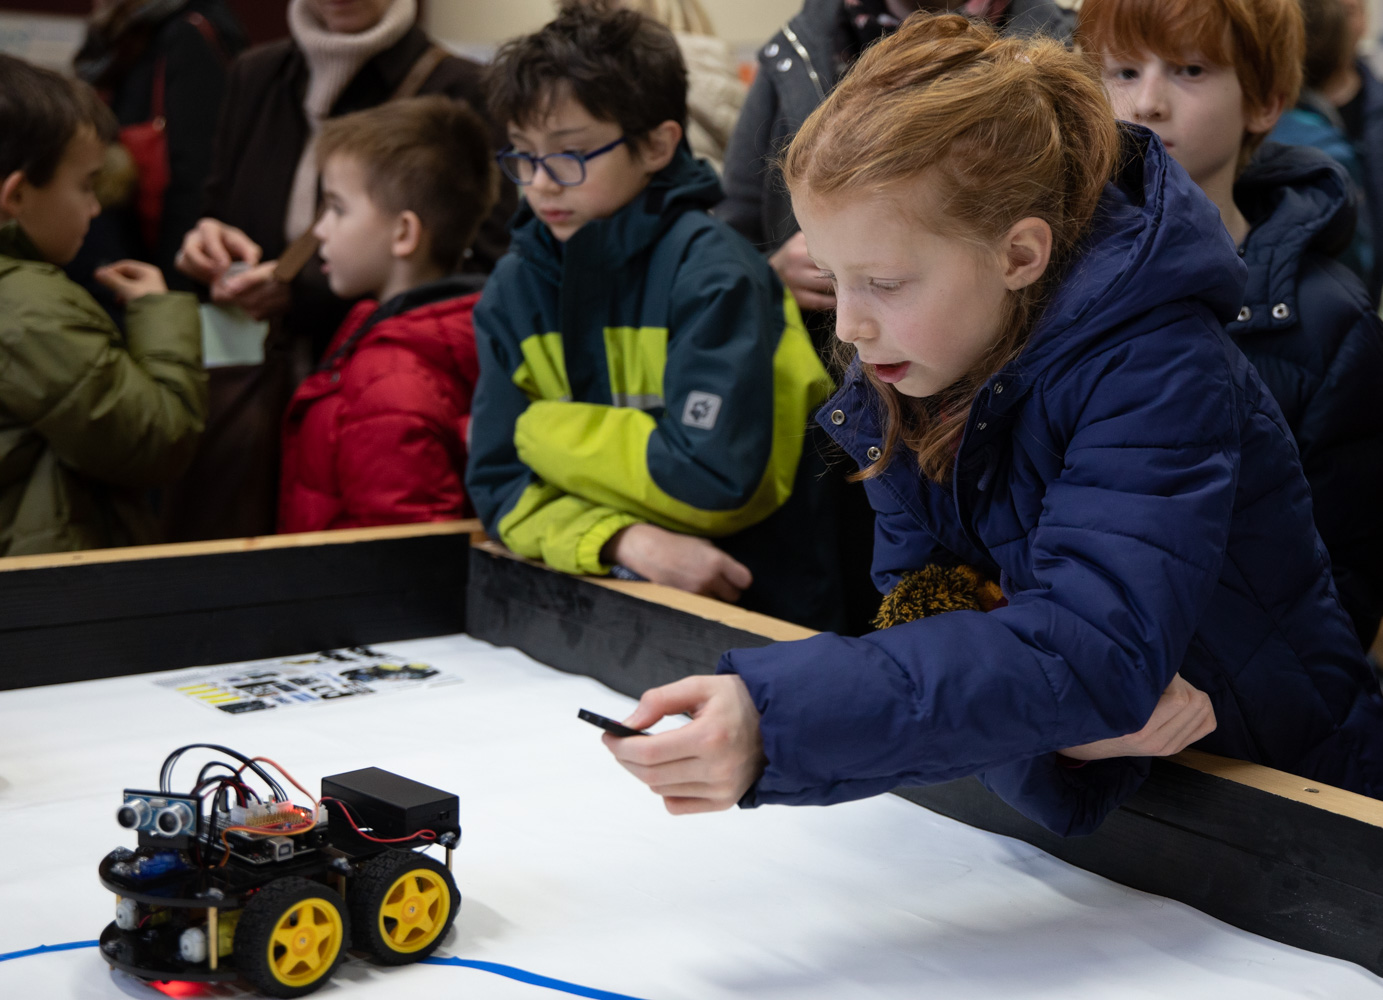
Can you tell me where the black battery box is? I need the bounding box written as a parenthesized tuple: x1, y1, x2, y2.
(320, 767, 459, 840)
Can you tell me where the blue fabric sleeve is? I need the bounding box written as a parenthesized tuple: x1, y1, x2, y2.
(719, 313, 1240, 835)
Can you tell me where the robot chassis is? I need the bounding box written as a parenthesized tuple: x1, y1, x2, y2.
(98, 745, 461, 998)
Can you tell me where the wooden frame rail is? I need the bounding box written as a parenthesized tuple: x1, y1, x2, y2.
(0, 522, 475, 690)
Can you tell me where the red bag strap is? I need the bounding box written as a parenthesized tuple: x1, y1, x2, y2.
(151, 57, 167, 121)
(183, 12, 226, 64)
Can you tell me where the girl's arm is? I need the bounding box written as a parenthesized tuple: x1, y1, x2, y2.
(611, 310, 1243, 835)
(604, 669, 1216, 815)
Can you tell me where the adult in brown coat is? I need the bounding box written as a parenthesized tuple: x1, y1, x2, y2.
(171, 0, 514, 540)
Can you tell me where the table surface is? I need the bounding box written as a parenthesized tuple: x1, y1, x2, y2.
(2, 633, 1380, 1000)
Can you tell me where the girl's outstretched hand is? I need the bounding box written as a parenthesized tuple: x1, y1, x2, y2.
(603, 675, 766, 814)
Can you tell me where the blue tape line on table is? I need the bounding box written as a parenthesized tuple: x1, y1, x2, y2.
(0, 940, 653, 1000)
(0, 941, 100, 962)
(422, 956, 653, 1000)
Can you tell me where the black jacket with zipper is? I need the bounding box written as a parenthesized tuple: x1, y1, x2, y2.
(716, 0, 1074, 253)
(1231, 142, 1383, 648)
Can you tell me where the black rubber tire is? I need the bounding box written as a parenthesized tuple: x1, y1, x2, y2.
(349, 850, 459, 965)
(233, 876, 350, 998)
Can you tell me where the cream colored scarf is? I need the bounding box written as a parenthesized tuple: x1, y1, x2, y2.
(283, 0, 417, 243)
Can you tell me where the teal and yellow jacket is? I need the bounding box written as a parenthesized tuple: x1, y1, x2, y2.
(467, 147, 833, 585)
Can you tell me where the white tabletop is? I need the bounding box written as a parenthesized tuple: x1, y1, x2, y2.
(2, 633, 1380, 1000)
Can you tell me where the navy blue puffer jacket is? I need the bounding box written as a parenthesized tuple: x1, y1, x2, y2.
(719, 128, 1383, 837)
(1230, 143, 1383, 649)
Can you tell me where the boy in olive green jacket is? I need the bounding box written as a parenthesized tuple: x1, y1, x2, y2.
(0, 55, 206, 555)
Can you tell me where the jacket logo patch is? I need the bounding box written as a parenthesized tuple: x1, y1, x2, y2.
(682, 391, 722, 430)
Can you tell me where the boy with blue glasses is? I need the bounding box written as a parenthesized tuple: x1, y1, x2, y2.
(496, 136, 627, 190)
(467, 1, 846, 630)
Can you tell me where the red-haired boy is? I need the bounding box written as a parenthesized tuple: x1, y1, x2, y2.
(1081, 0, 1383, 651)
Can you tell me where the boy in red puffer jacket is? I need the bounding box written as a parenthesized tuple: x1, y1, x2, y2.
(278, 95, 498, 532)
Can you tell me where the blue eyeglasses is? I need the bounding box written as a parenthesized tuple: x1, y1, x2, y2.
(496, 137, 627, 187)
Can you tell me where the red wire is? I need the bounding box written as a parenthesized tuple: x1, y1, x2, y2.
(320, 797, 437, 844)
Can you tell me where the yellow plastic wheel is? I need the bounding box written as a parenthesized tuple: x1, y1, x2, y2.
(351, 850, 459, 964)
(234, 877, 349, 998)
(378, 866, 450, 952)
(267, 898, 343, 984)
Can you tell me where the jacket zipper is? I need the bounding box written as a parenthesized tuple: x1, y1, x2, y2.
(780, 23, 825, 101)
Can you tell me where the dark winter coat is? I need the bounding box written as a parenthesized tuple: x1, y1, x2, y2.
(74, 0, 248, 287)
(202, 23, 515, 359)
(717, 0, 1074, 252)
(278, 277, 482, 533)
(1350, 60, 1383, 302)
(719, 128, 1383, 837)
(1231, 142, 1383, 649)
(1267, 97, 1374, 291)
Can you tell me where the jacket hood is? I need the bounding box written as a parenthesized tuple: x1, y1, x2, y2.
(507, 143, 723, 283)
(784, 0, 839, 75)
(321, 273, 483, 378)
(1012, 126, 1245, 381)
(1230, 141, 1356, 336)
(775, 0, 1073, 76)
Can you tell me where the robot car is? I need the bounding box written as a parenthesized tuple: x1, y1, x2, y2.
(98, 744, 461, 997)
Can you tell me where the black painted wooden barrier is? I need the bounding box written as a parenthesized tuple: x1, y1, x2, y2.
(0, 532, 469, 690)
(464, 543, 771, 694)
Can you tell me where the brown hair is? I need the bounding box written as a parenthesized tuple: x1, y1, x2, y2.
(780, 13, 1119, 483)
(488, 0, 687, 145)
(316, 95, 499, 271)
(0, 54, 116, 188)
(1078, 0, 1304, 163)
